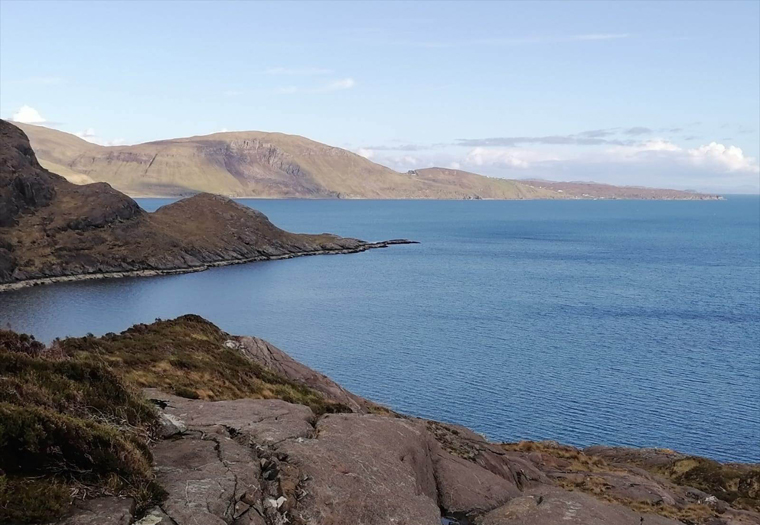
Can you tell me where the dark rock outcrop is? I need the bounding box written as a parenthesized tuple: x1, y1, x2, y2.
(0, 119, 415, 289)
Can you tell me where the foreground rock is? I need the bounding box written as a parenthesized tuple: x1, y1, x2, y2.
(2, 316, 756, 525)
(0, 119, 415, 289)
(477, 488, 683, 525)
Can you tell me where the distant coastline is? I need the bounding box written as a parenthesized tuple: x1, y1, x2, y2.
(16, 122, 725, 201)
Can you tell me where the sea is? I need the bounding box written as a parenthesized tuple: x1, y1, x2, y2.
(1, 197, 758, 463)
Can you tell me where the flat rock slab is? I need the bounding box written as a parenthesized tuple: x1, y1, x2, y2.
(153, 431, 264, 525)
(433, 449, 521, 515)
(59, 497, 134, 525)
(277, 413, 442, 524)
(476, 488, 684, 525)
(145, 388, 316, 444)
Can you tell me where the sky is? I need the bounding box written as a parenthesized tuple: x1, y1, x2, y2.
(1, 0, 759, 193)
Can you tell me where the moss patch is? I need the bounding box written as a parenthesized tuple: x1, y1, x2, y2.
(0, 476, 71, 524)
(501, 441, 760, 523)
(58, 315, 349, 416)
(638, 456, 759, 512)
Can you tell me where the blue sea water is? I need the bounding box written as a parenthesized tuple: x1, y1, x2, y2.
(1, 197, 759, 462)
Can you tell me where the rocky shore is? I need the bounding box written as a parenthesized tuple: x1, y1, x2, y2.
(0, 239, 415, 292)
(0, 119, 416, 290)
(1, 316, 757, 525)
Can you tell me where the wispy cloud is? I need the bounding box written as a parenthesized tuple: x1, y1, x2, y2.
(362, 143, 430, 152)
(277, 77, 356, 94)
(624, 126, 653, 135)
(572, 33, 630, 41)
(389, 33, 632, 49)
(265, 67, 333, 76)
(456, 126, 661, 147)
(74, 128, 126, 147)
(457, 135, 630, 147)
(324, 78, 356, 91)
(362, 125, 760, 193)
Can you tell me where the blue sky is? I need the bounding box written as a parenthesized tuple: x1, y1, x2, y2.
(1, 0, 758, 192)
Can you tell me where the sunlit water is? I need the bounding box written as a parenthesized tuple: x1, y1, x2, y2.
(2, 197, 758, 462)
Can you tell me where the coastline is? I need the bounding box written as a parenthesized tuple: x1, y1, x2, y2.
(2, 314, 756, 525)
(0, 239, 417, 293)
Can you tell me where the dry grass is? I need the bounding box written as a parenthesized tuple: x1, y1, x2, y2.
(0, 315, 351, 523)
(0, 335, 163, 523)
(501, 440, 760, 523)
(58, 315, 350, 415)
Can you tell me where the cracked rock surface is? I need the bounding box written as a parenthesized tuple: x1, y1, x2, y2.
(57, 336, 759, 525)
(134, 391, 697, 525)
(476, 488, 683, 525)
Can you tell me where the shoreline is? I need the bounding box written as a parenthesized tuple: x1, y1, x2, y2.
(0, 239, 417, 293)
(131, 194, 727, 201)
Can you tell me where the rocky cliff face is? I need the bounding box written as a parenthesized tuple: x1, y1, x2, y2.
(2, 316, 756, 525)
(0, 120, 411, 288)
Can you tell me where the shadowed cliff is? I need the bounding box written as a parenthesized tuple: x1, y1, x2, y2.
(0, 119, 411, 288)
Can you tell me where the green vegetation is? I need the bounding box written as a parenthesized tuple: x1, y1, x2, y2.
(0, 315, 347, 523)
(59, 315, 350, 415)
(638, 456, 760, 513)
(0, 333, 162, 523)
(500, 441, 760, 521)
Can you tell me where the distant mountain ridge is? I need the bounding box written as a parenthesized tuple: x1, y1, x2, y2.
(15, 122, 720, 200)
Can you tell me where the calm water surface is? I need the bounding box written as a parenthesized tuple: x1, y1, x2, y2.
(2, 198, 759, 462)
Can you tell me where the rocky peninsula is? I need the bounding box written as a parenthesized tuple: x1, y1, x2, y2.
(0, 315, 758, 525)
(0, 119, 414, 291)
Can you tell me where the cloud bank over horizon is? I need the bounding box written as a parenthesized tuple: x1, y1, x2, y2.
(356, 127, 760, 194)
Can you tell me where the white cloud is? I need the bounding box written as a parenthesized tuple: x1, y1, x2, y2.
(396, 33, 631, 49)
(276, 78, 356, 94)
(465, 147, 534, 169)
(356, 148, 375, 159)
(74, 128, 125, 147)
(367, 135, 759, 193)
(637, 139, 681, 152)
(687, 142, 759, 173)
(323, 78, 356, 91)
(602, 139, 759, 174)
(399, 155, 419, 166)
(12, 105, 47, 124)
(373, 154, 422, 170)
